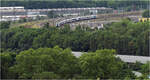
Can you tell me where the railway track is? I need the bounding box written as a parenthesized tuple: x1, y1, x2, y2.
(97, 11, 142, 18)
(55, 11, 143, 27)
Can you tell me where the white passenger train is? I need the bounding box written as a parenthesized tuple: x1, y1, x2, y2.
(56, 15, 97, 27)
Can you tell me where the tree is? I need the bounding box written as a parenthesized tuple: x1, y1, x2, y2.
(43, 22, 49, 28)
(32, 72, 60, 79)
(47, 11, 58, 18)
(0, 21, 10, 29)
(11, 46, 79, 79)
(142, 10, 150, 18)
(0, 52, 16, 79)
(1, 19, 149, 56)
(136, 61, 150, 79)
(79, 49, 135, 79)
(141, 61, 150, 74)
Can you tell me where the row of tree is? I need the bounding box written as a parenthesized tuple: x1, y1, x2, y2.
(1, 19, 149, 56)
(1, 46, 150, 79)
(142, 10, 150, 18)
(0, 46, 136, 79)
(1, 0, 149, 10)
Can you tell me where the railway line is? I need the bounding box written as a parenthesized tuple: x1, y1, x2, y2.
(55, 11, 142, 27)
(2, 10, 143, 28)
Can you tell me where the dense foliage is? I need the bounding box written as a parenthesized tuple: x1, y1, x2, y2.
(142, 10, 150, 18)
(79, 49, 135, 79)
(1, 19, 149, 56)
(0, 21, 11, 29)
(136, 61, 150, 79)
(1, 0, 149, 10)
(1, 46, 136, 79)
(1, 0, 150, 79)
(140, 62, 150, 75)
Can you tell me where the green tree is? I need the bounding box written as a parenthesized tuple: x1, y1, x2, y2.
(136, 61, 150, 79)
(142, 10, 150, 18)
(0, 21, 10, 29)
(43, 22, 50, 28)
(0, 52, 16, 79)
(79, 49, 135, 79)
(47, 11, 58, 18)
(1, 19, 149, 56)
(141, 61, 150, 74)
(11, 46, 79, 79)
(32, 72, 60, 79)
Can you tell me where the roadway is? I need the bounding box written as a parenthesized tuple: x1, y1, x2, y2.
(72, 52, 150, 64)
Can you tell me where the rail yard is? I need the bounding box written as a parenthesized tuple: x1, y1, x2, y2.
(0, 6, 143, 28)
(1, 0, 150, 79)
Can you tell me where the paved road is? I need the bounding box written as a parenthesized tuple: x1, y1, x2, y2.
(72, 52, 150, 64)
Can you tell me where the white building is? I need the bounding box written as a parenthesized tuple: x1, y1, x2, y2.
(0, 6, 24, 10)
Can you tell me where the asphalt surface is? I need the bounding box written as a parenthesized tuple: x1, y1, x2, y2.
(72, 52, 150, 64)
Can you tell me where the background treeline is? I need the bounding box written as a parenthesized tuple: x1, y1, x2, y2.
(1, 0, 149, 9)
(1, 19, 149, 56)
(1, 46, 150, 79)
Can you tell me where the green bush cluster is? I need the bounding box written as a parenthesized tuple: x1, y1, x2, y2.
(1, 0, 149, 10)
(1, 19, 149, 56)
(1, 46, 135, 79)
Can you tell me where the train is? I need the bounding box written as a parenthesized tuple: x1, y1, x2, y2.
(56, 15, 97, 27)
